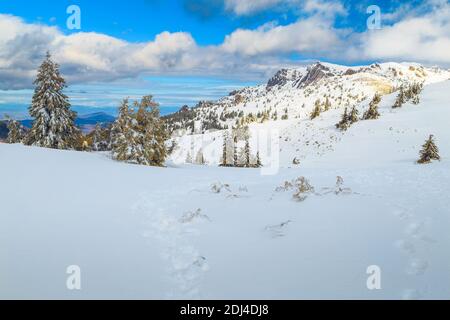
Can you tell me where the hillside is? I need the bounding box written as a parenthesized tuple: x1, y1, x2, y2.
(1, 79, 449, 299)
(166, 62, 450, 167)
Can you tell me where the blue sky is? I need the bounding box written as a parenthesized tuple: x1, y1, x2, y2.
(0, 0, 448, 118)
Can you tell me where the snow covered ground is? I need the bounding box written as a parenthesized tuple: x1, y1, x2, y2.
(1, 80, 450, 300)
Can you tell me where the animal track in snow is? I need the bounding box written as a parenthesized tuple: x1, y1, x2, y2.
(137, 194, 210, 298)
(265, 220, 293, 238)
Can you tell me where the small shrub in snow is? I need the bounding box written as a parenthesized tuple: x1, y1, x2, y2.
(180, 209, 211, 223)
(292, 177, 315, 202)
(323, 176, 353, 195)
(211, 182, 231, 194)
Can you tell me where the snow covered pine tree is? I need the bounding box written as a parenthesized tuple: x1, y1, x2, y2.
(6, 118, 26, 143)
(111, 96, 168, 166)
(363, 94, 381, 120)
(91, 123, 111, 151)
(417, 135, 441, 164)
(25, 52, 79, 149)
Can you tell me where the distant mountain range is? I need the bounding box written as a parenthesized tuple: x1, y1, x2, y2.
(0, 112, 116, 139)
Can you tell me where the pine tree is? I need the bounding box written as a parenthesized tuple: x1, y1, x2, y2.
(134, 95, 167, 166)
(349, 106, 359, 124)
(336, 108, 350, 131)
(393, 86, 406, 108)
(195, 149, 205, 165)
(244, 136, 251, 167)
(91, 124, 111, 151)
(310, 100, 322, 120)
(256, 151, 262, 167)
(417, 135, 440, 164)
(410, 83, 423, 105)
(111, 96, 167, 166)
(6, 118, 26, 144)
(324, 97, 331, 111)
(186, 151, 193, 164)
(221, 131, 229, 166)
(111, 99, 133, 162)
(25, 52, 79, 149)
(363, 94, 381, 120)
(233, 135, 238, 167)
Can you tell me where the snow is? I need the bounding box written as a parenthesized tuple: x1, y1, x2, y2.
(1, 72, 450, 299)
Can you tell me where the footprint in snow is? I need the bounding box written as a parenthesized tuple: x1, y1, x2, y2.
(265, 220, 292, 238)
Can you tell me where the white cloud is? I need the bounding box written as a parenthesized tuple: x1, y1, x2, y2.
(0, 0, 450, 91)
(223, 0, 347, 16)
(224, 0, 284, 15)
(222, 17, 343, 56)
(358, 1, 450, 65)
(303, 0, 347, 17)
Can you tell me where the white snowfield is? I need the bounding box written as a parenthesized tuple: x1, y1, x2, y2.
(1, 76, 450, 300)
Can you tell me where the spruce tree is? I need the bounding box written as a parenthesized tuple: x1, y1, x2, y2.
(186, 151, 193, 164)
(393, 86, 406, 108)
(195, 149, 205, 165)
(244, 136, 251, 167)
(111, 99, 133, 162)
(410, 83, 423, 105)
(6, 118, 26, 144)
(417, 135, 440, 164)
(91, 124, 111, 151)
(135, 95, 168, 166)
(256, 151, 262, 167)
(25, 52, 79, 149)
(111, 96, 168, 166)
(310, 100, 322, 120)
(233, 135, 238, 167)
(349, 106, 359, 124)
(324, 97, 331, 111)
(363, 94, 381, 120)
(336, 108, 350, 131)
(221, 131, 229, 166)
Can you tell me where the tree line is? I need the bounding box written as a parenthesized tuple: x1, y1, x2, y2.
(4, 52, 168, 167)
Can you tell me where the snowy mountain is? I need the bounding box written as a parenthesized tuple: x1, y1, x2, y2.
(1, 78, 450, 299)
(166, 62, 450, 166)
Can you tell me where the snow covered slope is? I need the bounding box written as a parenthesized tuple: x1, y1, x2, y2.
(1, 80, 450, 299)
(167, 62, 450, 167)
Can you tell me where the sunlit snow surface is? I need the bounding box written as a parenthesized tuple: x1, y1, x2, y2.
(1, 80, 450, 299)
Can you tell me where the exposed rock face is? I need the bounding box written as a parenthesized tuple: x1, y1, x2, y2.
(267, 69, 304, 90)
(344, 69, 358, 76)
(295, 63, 335, 88)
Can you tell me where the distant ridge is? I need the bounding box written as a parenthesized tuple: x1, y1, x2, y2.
(0, 112, 116, 139)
